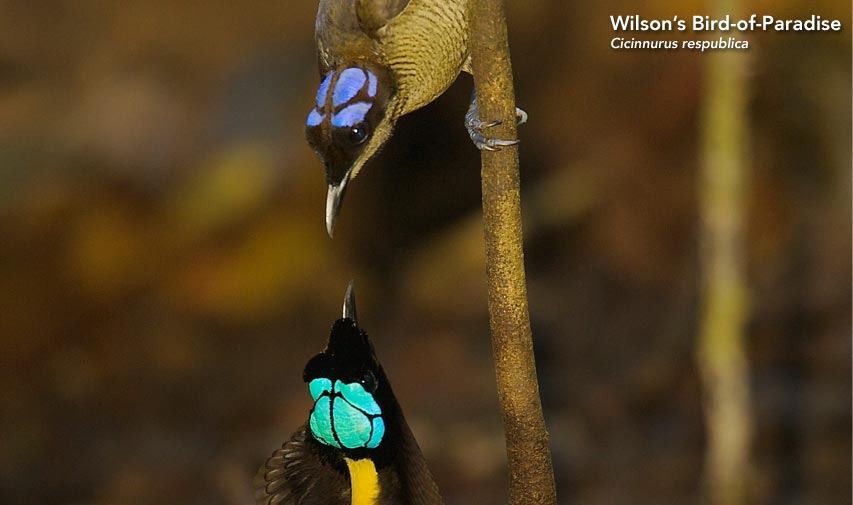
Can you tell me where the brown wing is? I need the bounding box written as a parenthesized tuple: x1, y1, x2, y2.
(254, 427, 349, 505)
(356, 0, 411, 34)
(314, 0, 411, 74)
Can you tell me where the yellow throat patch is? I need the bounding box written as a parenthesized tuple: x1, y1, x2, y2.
(344, 457, 380, 505)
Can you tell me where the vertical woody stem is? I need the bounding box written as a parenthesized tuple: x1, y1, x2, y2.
(698, 0, 752, 502)
(469, 1, 557, 504)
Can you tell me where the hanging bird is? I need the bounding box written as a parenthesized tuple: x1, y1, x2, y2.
(256, 282, 444, 505)
(305, 0, 527, 236)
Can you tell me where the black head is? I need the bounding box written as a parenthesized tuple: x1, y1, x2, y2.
(302, 283, 397, 457)
(302, 318, 382, 397)
(305, 63, 396, 236)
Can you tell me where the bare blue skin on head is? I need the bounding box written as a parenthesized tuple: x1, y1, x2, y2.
(305, 67, 385, 237)
(316, 72, 333, 107)
(366, 72, 378, 98)
(333, 68, 367, 107)
(307, 109, 325, 126)
(306, 67, 380, 128)
(332, 102, 372, 127)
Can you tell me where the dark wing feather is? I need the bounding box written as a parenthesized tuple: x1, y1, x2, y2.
(395, 417, 445, 505)
(254, 427, 349, 505)
(356, 0, 411, 34)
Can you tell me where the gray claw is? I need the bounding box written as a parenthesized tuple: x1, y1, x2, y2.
(515, 107, 528, 126)
(465, 92, 526, 151)
(476, 119, 502, 129)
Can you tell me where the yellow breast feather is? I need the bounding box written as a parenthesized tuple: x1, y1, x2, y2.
(344, 457, 380, 505)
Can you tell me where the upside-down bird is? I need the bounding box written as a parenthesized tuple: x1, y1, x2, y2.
(305, 0, 527, 236)
(255, 282, 444, 505)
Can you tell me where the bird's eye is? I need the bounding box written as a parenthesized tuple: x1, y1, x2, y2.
(360, 371, 377, 393)
(348, 123, 370, 146)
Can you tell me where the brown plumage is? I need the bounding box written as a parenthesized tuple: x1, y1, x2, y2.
(306, 0, 473, 236)
(316, 0, 470, 118)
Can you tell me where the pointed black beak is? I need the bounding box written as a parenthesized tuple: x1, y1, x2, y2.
(342, 280, 357, 324)
(325, 169, 353, 238)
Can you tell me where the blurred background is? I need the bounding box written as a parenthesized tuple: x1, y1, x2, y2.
(0, 1, 849, 504)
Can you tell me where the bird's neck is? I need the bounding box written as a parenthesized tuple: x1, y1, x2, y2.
(344, 457, 380, 505)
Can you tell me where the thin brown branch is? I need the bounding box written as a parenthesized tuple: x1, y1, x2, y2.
(468, 1, 557, 504)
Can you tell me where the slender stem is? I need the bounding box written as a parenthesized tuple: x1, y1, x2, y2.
(697, 0, 752, 502)
(469, 1, 557, 504)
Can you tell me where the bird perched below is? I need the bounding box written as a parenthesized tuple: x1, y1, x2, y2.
(256, 282, 444, 505)
(305, 0, 527, 236)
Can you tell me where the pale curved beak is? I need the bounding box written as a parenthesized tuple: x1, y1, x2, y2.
(325, 169, 352, 238)
(342, 280, 357, 324)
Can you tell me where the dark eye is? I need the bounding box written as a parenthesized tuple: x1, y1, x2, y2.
(360, 371, 377, 393)
(348, 123, 370, 145)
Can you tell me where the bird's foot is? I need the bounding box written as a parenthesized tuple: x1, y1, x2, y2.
(465, 94, 527, 151)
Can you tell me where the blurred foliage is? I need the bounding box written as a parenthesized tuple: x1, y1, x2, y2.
(0, 1, 850, 505)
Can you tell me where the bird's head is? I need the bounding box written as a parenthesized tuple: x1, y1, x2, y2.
(305, 63, 396, 237)
(302, 283, 393, 456)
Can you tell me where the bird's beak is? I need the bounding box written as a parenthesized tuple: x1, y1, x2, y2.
(342, 280, 357, 324)
(325, 168, 353, 238)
